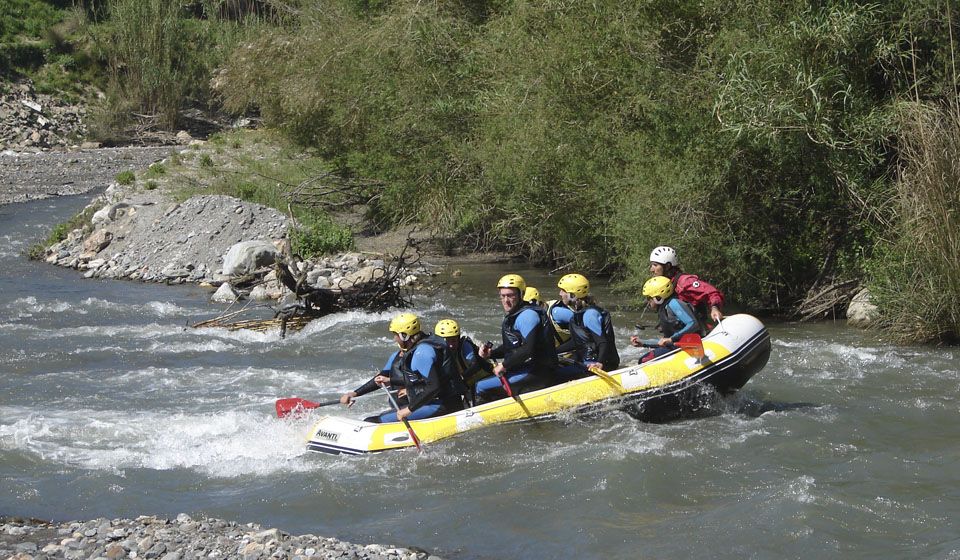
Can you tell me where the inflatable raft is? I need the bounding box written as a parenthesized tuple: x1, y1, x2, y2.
(304, 313, 771, 455)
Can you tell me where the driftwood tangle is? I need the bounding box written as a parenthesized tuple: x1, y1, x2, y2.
(191, 238, 421, 337)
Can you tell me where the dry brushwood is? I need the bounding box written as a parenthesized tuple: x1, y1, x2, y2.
(796, 279, 860, 322)
(191, 237, 422, 336)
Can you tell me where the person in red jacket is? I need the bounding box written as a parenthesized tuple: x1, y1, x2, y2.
(648, 246, 725, 326)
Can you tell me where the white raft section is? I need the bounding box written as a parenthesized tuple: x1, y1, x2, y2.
(304, 313, 771, 455)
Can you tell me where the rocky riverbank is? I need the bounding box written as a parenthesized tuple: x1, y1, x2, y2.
(22, 136, 436, 306)
(0, 514, 444, 560)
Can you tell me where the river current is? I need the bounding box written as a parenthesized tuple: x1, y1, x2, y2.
(2, 195, 958, 559)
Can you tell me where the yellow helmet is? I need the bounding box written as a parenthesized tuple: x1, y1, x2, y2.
(523, 286, 541, 303)
(389, 313, 422, 337)
(434, 319, 460, 338)
(558, 273, 590, 298)
(497, 274, 526, 293)
(642, 276, 673, 302)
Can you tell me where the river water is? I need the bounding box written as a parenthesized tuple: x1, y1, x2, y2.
(2, 195, 959, 559)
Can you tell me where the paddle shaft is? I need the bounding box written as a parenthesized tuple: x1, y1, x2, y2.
(380, 384, 423, 452)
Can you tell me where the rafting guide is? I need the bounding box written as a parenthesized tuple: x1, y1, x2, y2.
(648, 245, 725, 327)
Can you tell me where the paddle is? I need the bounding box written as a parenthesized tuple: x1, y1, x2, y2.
(498, 372, 515, 398)
(275, 397, 341, 418)
(676, 333, 705, 359)
(585, 364, 623, 390)
(558, 357, 622, 390)
(380, 384, 423, 452)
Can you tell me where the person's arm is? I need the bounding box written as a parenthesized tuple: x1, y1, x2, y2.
(677, 274, 725, 313)
(551, 305, 574, 328)
(405, 345, 441, 412)
(555, 336, 579, 354)
(667, 299, 699, 341)
(501, 310, 540, 371)
(583, 308, 613, 367)
(461, 339, 494, 382)
(343, 351, 398, 405)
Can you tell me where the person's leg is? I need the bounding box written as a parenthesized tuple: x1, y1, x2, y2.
(553, 363, 589, 383)
(640, 345, 675, 363)
(474, 375, 507, 402)
(364, 409, 395, 423)
(407, 401, 445, 420)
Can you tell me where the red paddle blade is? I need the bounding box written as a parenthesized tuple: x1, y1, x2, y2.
(403, 420, 423, 452)
(677, 334, 705, 359)
(275, 397, 319, 418)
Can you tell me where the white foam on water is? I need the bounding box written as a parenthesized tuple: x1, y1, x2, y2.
(36, 322, 173, 340)
(782, 474, 817, 504)
(580, 418, 671, 460)
(145, 339, 238, 354)
(0, 406, 317, 478)
(6, 296, 79, 318)
(270, 367, 371, 395)
(191, 325, 284, 344)
(297, 309, 396, 336)
(77, 297, 191, 318)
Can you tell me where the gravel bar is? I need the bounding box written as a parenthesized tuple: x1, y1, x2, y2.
(0, 514, 446, 560)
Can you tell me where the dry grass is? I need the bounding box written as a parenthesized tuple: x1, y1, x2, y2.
(872, 101, 960, 342)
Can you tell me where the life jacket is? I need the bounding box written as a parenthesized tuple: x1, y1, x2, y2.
(386, 350, 408, 388)
(546, 299, 572, 346)
(569, 304, 620, 370)
(399, 337, 466, 410)
(657, 296, 705, 339)
(502, 302, 559, 375)
(421, 334, 470, 398)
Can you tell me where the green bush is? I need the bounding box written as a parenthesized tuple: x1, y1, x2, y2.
(291, 214, 353, 258)
(115, 170, 135, 184)
(27, 204, 95, 260)
(83, 0, 252, 131)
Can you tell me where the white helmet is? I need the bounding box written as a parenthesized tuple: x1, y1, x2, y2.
(649, 246, 678, 266)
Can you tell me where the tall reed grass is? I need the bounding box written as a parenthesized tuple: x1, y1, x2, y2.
(85, 0, 252, 134)
(870, 102, 960, 342)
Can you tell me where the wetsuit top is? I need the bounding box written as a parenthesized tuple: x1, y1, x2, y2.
(670, 271, 724, 322)
(546, 299, 573, 345)
(456, 336, 494, 387)
(490, 302, 558, 376)
(398, 339, 465, 412)
(655, 296, 705, 342)
(352, 350, 404, 397)
(560, 305, 620, 370)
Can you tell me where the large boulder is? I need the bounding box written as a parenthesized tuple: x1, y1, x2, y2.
(847, 288, 879, 328)
(221, 240, 280, 276)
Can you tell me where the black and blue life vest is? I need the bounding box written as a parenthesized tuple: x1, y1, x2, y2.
(657, 297, 705, 339)
(398, 336, 467, 410)
(501, 302, 559, 375)
(569, 304, 620, 370)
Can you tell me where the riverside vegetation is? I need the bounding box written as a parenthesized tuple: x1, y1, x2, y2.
(5, 0, 960, 344)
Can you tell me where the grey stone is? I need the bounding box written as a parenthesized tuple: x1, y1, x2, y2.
(847, 288, 879, 328)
